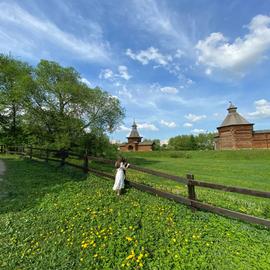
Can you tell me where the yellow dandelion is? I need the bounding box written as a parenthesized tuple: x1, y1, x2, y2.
(81, 243, 88, 249)
(126, 250, 135, 260)
(125, 236, 133, 242)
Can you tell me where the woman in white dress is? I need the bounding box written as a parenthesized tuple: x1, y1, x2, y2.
(113, 158, 129, 195)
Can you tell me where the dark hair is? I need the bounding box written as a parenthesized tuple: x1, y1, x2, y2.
(115, 157, 128, 168)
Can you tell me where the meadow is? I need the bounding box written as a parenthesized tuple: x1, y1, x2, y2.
(90, 150, 270, 219)
(0, 155, 270, 270)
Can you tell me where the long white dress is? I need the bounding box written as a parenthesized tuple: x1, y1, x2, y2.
(113, 162, 126, 190)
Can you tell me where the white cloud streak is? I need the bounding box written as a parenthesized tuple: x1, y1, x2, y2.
(248, 99, 270, 119)
(192, 128, 206, 134)
(160, 120, 177, 128)
(183, 123, 193, 128)
(185, 113, 206, 122)
(99, 66, 131, 81)
(0, 2, 110, 62)
(160, 86, 178, 94)
(137, 123, 159, 131)
(126, 47, 172, 66)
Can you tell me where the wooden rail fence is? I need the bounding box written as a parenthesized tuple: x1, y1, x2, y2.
(1, 145, 270, 228)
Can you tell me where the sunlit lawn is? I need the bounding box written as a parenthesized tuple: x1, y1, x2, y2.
(0, 156, 270, 269)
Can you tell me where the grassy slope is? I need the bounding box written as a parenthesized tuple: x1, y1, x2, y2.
(89, 150, 270, 219)
(0, 157, 270, 270)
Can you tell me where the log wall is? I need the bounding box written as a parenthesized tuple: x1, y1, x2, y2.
(216, 125, 270, 150)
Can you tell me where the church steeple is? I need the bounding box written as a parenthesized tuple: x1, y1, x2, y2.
(127, 120, 142, 143)
(219, 102, 252, 128)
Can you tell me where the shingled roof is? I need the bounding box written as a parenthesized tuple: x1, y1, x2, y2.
(218, 103, 253, 128)
(128, 121, 142, 138)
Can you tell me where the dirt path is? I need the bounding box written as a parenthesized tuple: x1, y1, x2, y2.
(0, 159, 6, 181)
(0, 159, 8, 198)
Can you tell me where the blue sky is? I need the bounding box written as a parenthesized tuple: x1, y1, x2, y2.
(1, 0, 270, 143)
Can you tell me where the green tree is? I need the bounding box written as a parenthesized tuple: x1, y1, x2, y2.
(0, 54, 33, 144)
(143, 138, 161, 151)
(25, 60, 124, 148)
(168, 133, 216, 151)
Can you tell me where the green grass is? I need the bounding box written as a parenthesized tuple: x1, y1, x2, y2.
(1, 156, 270, 269)
(89, 150, 270, 219)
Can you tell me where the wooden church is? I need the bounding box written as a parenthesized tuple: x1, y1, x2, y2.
(119, 121, 154, 152)
(214, 103, 270, 150)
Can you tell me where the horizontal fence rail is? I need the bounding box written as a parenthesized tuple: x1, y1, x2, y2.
(1, 145, 270, 228)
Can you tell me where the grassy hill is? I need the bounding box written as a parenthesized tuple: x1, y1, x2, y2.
(0, 156, 270, 269)
(88, 150, 270, 219)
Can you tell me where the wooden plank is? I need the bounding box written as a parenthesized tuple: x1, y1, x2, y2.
(191, 200, 270, 228)
(191, 180, 270, 198)
(127, 180, 191, 206)
(31, 155, 60, 163)
(88, 156, 188, 184)
(65, 161, 85, 170)
(129, 164, 188, 184)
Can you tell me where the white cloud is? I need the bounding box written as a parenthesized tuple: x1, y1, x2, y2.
(0, 2, 110, 62)
(131, 0, 192, 51)
(248, 99, 270, 119)
(183, 122, 193, 128)
(118, 86, 133, 100)
(185, 113, 206, 122)
(126, 47, 172, 66)
(175, 49, 184, 58)
(137, 123, 159, 131)
(160, 86, 178, 94)
(196, 14, 270, 75)
(99, 69, 114, 80)
(161, 139, 169, 145)
(99, 66, 131, 81)
(117, 125, 131, 132)
(80, 77, 92, 87)
(192, 129, 206, 134)
(118, 65, 132, 80)
(205, 68, 212, 75)
(160, 120, 177, 128)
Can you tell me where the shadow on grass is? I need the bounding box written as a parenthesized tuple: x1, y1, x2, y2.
(0, 157, 88, 215)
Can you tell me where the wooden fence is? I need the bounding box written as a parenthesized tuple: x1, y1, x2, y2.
(1, 145, 270, 228)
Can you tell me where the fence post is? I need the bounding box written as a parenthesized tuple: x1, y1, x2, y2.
(30, 145, 33, 160)
(83, 150, 89, 173)
(45, 149, 49, 163)
(187, 173, 196, 201)
(60, 154, 66, 167)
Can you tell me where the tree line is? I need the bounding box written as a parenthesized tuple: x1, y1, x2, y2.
(144, 133, 216, 151)
(0, 54, 124, 156)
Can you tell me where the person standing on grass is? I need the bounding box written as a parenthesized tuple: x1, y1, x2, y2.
(113, 157, 129, 196)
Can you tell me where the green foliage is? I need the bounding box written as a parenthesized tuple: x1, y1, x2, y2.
(77, 131, 118, 158)
(0, 54, 34, 144)
(143, 139, 161, 151)
(0, 55, 125, 151)
(168, 133, 215, 150)
(1, 158, 270, 269)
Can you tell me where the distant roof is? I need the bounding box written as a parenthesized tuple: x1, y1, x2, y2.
(254, 130, 270, 134)
(218, 103, 252, 128)
(119, 142, 154, 147)
(138, 142, 154, 146)
(127, 120, 142, 138)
